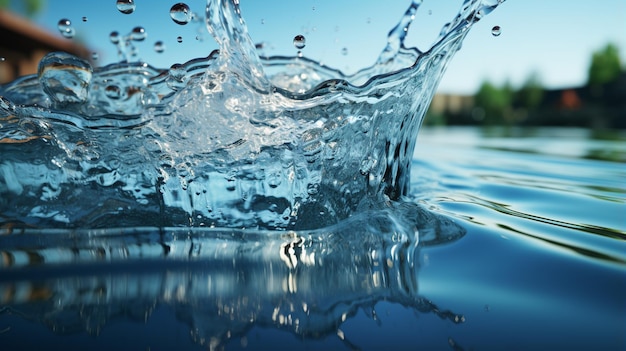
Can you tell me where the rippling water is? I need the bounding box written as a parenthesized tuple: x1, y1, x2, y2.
(1, 127, 624, 350)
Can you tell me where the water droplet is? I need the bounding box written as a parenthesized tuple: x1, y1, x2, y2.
(57, 18, 71, 31)
(57, 19, 75, 38)
(116, 0, 135, 14)
(428, 9, 433, 15)
(170, 3, 192, 25)
(0, 57, 5, 62)
(154, 41, 165, 53)
(177, 36, 183, 43)
(131, 26, 147, 41)
(37, 52, 93, 104)
(169, 64, 185, 79)
(293, 35, 306, 50)
(109, 31, 120, 44)
(491, 25, 502, 37)
(341, 47, 348, 56)
(91, 52, 99, 61)
(82, 16, 88, 22)
(261, 18, 265, 25)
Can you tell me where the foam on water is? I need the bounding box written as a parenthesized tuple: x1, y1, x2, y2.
(0, 0, 503, 231)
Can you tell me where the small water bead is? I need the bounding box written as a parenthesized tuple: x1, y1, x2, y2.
(491, 25, 502, 36)
(38, 52, 93, 104)
(341, 47, 348, 56)
(293, 35, 306, 50)
(109, 31, 120, 44)
(57, 18, 71, 31)
(57, 19, 74, 38)
(170, 3, 192, 25)
(154, 41, 165, 53)
(177, 36, 183, 43)
(82, 16, 88, 22)
(0, 57, 5, 62)
(91, 52, 99, 61)
(116, 0, 135, 14)
(167, 63, 187, 89)
(131, 26, 147, 41)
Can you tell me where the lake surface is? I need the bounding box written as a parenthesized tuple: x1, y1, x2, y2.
(1, 126, 624, 350)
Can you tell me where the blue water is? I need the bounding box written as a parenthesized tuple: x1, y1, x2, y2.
(0, 127, 624, 350)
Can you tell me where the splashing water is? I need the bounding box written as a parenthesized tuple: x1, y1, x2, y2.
(0, 0, 504, 231)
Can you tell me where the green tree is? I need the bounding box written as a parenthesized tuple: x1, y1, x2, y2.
(474, 80, 513, 124)
(516, 71, 544, 110)
(0, 0, 44, 17)
(587, 43, 622, 86)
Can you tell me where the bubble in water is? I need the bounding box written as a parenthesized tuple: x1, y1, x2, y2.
(170, 3, 192, 25)
(491, 25, 502, 36)
(116, 0, 135, 14)
(57, 19, 74, 38)
(131, 26, 147, 41)
(109, 31, 120, 44)
(37, 52, 93, 104)
(293, 35, 306, 50)
(177, 36, 183, 43)
(154, 41, 165, 53)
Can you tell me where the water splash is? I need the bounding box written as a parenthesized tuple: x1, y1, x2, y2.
(0, 0, 504, 231)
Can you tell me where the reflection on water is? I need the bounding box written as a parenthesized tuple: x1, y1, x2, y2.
(0, 203, 465, 349)
(421, 126, 626, 162)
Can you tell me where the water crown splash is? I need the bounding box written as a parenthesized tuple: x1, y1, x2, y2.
(0, 0, 504, 231)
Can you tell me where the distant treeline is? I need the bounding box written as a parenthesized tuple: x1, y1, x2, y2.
(427, 43, 626, 129)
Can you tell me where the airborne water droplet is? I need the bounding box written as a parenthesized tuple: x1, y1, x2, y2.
(170, 3, 192, 25)
(82, 16, 88, 22)
(131, 26, 147, 41)
(57, 18, 71, 31)
(154, 41, 165, 53)
(57, 19, 74, 38)
(109, 31, 120, 44)
(491, 25, 502, 36)
(293, 35, 306, 50)
(341, 47, 348, 56)
(177, 36, 183, 43)
(116, 0, 135, 14)
(91, 52, 99, 61)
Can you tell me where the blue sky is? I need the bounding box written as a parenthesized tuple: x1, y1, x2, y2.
(19, 0, 626, 94)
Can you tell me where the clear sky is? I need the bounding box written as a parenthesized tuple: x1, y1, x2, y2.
(15, 0, 626, 94)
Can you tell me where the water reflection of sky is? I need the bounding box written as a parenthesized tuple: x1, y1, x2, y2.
(25, 0, 626, 94)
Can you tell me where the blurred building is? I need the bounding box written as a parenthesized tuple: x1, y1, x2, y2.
(0, 10, 90, 84)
